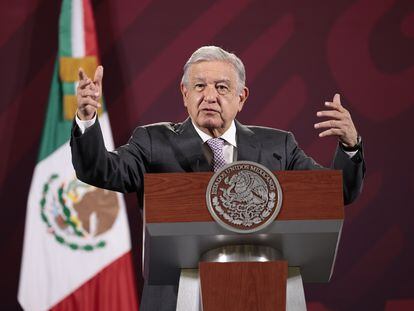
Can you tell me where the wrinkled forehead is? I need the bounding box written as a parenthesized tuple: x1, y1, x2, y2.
(187, 60, 239, 83)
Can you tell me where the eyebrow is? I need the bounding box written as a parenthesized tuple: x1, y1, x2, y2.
(215, 79, 231, 84)
(192, 77, 232, 84)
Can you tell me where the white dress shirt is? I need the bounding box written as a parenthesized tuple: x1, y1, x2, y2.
(191, 120, 237, 164)
(76, 114, 97, 134)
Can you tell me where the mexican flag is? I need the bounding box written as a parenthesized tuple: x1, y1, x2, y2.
(18, 0, 138, 310)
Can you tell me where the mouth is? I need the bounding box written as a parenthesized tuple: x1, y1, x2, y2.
(200, 108, 220, 114)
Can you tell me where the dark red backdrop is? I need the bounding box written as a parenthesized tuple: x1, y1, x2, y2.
(1, 0, 414, 310)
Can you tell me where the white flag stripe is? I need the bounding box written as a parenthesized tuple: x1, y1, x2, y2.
(71, 0, 85, 57)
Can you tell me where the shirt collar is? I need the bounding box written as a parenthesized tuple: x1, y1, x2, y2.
(191, 120, 237, 147)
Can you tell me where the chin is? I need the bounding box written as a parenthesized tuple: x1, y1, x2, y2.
(198, 118, 223, 130)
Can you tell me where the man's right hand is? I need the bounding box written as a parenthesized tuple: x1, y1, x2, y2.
(76, 66, 103, 120)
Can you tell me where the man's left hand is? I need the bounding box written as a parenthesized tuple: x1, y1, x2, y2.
(314, 93, 358, 147)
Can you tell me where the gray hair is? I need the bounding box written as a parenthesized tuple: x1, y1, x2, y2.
(181, 46, 246, 93)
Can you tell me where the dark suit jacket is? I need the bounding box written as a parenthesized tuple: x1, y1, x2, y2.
(71, 117, 365, 205)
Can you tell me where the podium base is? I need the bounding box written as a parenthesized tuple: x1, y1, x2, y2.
(176, 267, 306, 311)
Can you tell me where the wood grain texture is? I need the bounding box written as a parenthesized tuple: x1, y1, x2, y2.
(144, 170, 344, 223)
(199, 261, 288, 311)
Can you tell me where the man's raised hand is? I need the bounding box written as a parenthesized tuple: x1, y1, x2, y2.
(314, 93, 358, 148)
(76, 66, 103, 120)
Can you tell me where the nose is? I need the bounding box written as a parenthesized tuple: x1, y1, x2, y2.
(203, 85, 218, 103)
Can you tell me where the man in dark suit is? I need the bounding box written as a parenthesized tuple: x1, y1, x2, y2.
(72, 46, 364, 205)
(71, 46, 365, 310)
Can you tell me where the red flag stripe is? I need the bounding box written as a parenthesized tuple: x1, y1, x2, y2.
(50, 252, 139, 311)
(82, 0, 98, 57)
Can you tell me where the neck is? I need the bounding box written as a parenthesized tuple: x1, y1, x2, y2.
(205, 127, 224, 138)
(197, 124, 229, 138)
(190, 119, 233, 138)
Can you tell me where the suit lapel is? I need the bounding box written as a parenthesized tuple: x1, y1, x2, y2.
(171, 118, 211, 172)
(171, 119, 261, 171)
(235, 120, 261, 163)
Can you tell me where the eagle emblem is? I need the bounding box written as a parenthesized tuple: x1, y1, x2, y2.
(206, 161, 282, 233)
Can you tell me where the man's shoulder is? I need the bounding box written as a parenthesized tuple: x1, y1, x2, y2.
(142, 121, 180, 130)
(235, 122, 294, 148)
(238, 122, 291, 138)
(246, 125, 289, 134)
(137, 121, 186, 135)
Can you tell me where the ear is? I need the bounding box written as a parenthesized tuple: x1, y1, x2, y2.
(180, 83, 188, 107)
(237, 86, 249, 112)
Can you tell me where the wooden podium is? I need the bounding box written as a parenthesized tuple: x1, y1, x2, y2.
(143, 170, 344, 310)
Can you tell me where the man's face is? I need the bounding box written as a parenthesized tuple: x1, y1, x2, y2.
(181, 60, 249, 137)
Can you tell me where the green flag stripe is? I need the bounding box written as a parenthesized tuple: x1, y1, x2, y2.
(63, 82, 76, 95)
(59, 0, 72, 57)
(37, 60, 74, 162)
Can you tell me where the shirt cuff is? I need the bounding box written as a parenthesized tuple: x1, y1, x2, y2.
(75, 113, 96, 134)
(340, 135, 362, 158)
(344, 150, 358, 158)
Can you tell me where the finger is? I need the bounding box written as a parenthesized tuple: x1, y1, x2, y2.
(78, 78, 92, 89)
(79, 88, 100, 98)
(314, 120, 343, 129)
(87, 83, 101, 99)
(318, 128, 343, 138)
(326, 101, 345, 113)
(333, 93, 341, 105)
(316, 110, 344, 119)
(87, 82, 99, 92)
(325, 94, 346, 113)
(94, 66, 103, 85)
(78, 67, 89, 81)
(79, 97, 101, 109)
(79, 100, 101, 111)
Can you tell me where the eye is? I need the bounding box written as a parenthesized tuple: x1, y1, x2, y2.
(194, 83, 205, 91)
(216, 84, 229, 94)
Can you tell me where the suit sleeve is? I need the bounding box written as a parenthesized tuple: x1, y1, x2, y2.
(285, 132, 324, 170)
(285, 132, 365, 205)
(332, 141, 366, 205)
(70, 118, 151, 193)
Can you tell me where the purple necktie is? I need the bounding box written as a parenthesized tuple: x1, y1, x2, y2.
(206, 138, 227, 172)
